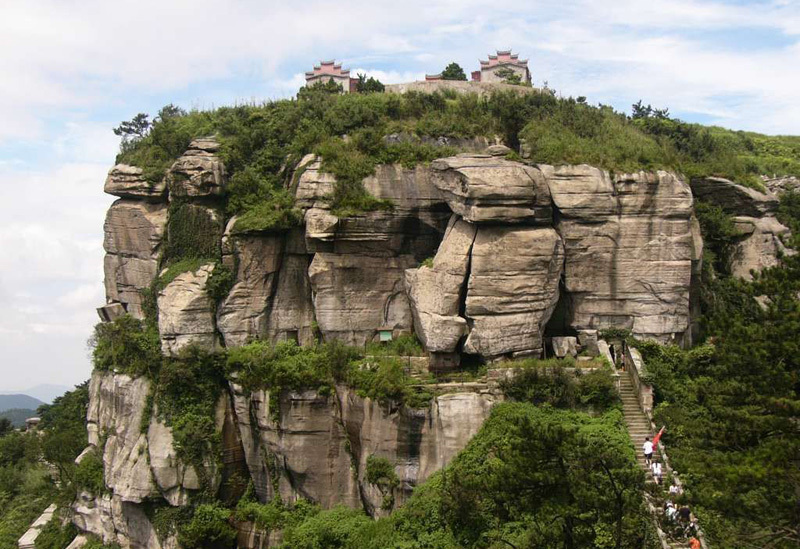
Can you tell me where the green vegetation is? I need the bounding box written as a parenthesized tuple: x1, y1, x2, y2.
(90, 315, 161, 377)
(163, 201, 223, 264)
(177, 502, 236, 549)
(355, 74, 385, 93)
(153, 346, 227, 490)
(365, 455, 400, 510)
(263, 403, 649, 549)
(226, 340, 431, 410)
(73, 449, 105, 495)
(0, 384, 89, 549)
(499, 360, 618, 411)
(629, 191, 800, 547)
(494, 67, 524, 85)
(441, 62, 467, 81)
(365, 333, 425, 357)
(35, 517, 78, 549)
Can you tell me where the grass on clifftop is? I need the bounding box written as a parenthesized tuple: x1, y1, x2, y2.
(116, 85, 800, 228)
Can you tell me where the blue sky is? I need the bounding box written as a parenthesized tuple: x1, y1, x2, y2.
(0, 0, 798, 391)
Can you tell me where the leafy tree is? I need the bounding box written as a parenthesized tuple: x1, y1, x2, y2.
(441, 62, 467, 81)
(494, 67, 523, 85)
(355, 73, 385, 93)
(0, 418, 12, 437)
(178, 503, 236, 549)
(297, 78, 343, 99)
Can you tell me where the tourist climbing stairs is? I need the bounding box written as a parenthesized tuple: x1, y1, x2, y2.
(618, 369, 705, 549)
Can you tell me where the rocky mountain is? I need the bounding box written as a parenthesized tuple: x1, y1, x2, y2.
(61, 89, 796, 549)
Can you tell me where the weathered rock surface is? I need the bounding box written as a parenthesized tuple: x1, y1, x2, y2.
(464, 226, 564, 357)
(543, 166, 694, 342)
(87, 373, 155, 502)
(264, 251, 316, 346)
(309, 253, 417, 345)
(103, 200, 167, 318)
(763, 175, 800, 195)
(72, 492, 165, 549)
(405, 216, 475, 352)
(217, 235, 283, 346)
(166, 138, 227, 198)
(229, 384, 497, 512)
(104, 164, 167, 200)
(552, 336, 578, 358)
(690, 176, 778, 217)
(157, 263, 219, 355)
(431, 155, 552, 224)
(731, 216, 793, 279)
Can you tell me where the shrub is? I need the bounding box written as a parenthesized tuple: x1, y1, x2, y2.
(35, 516, 78, 549)
(279, 505, 372, 549)
(178, 503, 236, 549)
(89, 315, 161, 377)
(74, 449, 105, 495)
(163, 202, 222, 264)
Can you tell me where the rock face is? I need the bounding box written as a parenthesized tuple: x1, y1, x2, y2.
(731, 216, 793, 279)
(464, 226, 564, 356)
(544, 166, 694, 342)
(430, 155, 552, 224)
(217, 235, 283, 346)
(690, 177, 778, 217)
(103, 200, 167, 318)
(166, 138, 227, 197)
(405, 216, 475, 353)
(229, 384, 497, 513)
(157, 263, 219, 355)
(105, 164, 167, 200)
(92, 134, 797, 547)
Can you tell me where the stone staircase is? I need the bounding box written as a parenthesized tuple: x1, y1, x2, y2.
(618, 370, 699, 549)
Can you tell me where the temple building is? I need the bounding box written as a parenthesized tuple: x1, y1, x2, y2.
(474, 50, 531, 84)
(422, 50, 531, 85)
(304, 60, 358, 93)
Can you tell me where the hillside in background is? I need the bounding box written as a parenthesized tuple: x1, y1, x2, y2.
(0, 394, 43, 413)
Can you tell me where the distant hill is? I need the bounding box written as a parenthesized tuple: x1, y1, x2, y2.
(0, 408, 36, 428)
(0, 394, 44, 413)
(0, 384, 71, 404)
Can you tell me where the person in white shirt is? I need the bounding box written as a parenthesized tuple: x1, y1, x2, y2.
(643, 437, 654, 466)
(669, 481, 682, 497)
(651, 460, 663, 484)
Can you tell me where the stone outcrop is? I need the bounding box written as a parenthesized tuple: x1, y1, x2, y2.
(543, 166, 694, 342)
(103, 200, 167, 318)
(166, 137, 227, 198)
(763, 175, 800, 195)
(217, 235, 283, 346)
(157, 263, 219, 355)
(405, 216, 475, 353)
(464, 226, 564, 356)
(690, 176, 778, 217)
(105, 164, 167, 201)
(731, 216, 793, 279)
(229, 384, 497, 512)
(430, 155, 552, 224)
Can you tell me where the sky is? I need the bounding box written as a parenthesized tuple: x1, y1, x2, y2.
(0, 0, 798, 392)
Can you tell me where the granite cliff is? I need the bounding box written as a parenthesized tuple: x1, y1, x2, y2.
(77, 121, 792, 548)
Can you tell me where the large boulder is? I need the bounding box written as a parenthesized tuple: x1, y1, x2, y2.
(166, 138, 227, 198)
(104, 164, 167, 201)
(157, 263, 219, 355)
(731, 216, 793, 280)
(690, 176, 778, 217)
(543, 166, 694, 342)
(217, 235, 284, 347)
(405, 216, 475, 352)
(103, 200, 167, 318)
(430, 155, 552, 224)
(463, 226, 564, 357)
